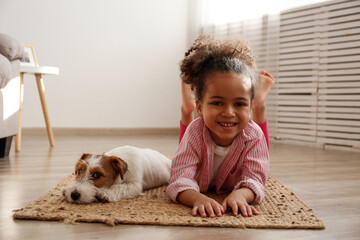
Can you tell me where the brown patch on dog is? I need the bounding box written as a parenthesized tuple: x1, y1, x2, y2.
(75, 154, 91, 180)
(108, 156, 128, 180)
(80, 153, 92, 160)
(89, 166, 108, 188)
(89, 156, 128, 188)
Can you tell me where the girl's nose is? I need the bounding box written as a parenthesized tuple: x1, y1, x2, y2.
(222, 105, 236, 117)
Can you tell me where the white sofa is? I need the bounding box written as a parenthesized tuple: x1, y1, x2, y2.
(0, 33, 23, 158)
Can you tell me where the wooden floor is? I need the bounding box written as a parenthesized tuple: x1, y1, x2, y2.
(1, 131, 359, 240)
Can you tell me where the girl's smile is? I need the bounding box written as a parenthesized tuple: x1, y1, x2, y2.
(218, 121, 237, 128)
(196, 72, 252, 147)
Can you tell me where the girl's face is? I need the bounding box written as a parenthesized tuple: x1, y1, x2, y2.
(196, 72, 251, 147)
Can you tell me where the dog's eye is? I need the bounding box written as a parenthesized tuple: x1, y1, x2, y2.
(76, 169, 81, 175)
(92, 172, 102, 179)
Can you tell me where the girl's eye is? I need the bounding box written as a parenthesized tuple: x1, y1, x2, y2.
(211, 101, 222, 106)
(92, 173, 102, 179)
(235, 102, 245, 107)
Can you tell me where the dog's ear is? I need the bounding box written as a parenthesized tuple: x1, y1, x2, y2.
(109, 156, 128, 180)
(75, 155, 90, 179)
(80, 153, 92, 160)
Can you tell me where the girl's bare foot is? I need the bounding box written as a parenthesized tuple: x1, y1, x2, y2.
(252, 71, 275, 124)
(181, 80, 196, 126)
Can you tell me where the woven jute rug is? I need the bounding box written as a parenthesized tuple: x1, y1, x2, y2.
(13, 174, 325, 229)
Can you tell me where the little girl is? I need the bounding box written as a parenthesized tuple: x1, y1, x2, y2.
(166, 34, 275, 218)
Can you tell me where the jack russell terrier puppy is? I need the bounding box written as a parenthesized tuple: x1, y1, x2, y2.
(63, 145, 171, 204)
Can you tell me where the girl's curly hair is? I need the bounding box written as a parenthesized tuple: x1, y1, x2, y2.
(180, 34, 257, 101)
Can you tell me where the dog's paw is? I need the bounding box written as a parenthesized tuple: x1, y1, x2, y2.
(95, 193, 109, 203)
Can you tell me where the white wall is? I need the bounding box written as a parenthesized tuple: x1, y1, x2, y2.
(0, 0, 190, 128)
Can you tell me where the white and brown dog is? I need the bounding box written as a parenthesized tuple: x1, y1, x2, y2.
(63, 145, 171, 204)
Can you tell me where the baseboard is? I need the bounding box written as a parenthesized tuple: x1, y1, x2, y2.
(21, 128, 179, 136)
(270, 138, 360, 152)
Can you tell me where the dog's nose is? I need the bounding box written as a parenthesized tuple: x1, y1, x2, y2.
(71, 190, 81, 201)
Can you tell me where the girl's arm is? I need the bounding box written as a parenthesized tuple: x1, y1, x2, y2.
(221, 133, 269, 217)
(167, 122, 202, 202)
(170, 120, 225, 218)
(233, 132, 269, 204)
(167, 141, 224, 217)
(168, 151, 224, 218)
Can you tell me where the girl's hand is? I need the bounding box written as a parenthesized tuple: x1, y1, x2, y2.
(192, 194, 224, 218)
(177, 189, 224, 218)
(221, 188, 259, 217)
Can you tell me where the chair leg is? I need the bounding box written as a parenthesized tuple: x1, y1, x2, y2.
(0, 136, 13, 158)
(35, 74, 55, 147)
(15, 72, 24, 152)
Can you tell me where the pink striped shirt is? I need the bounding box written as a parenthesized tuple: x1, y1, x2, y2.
(167, 117, 269, 204)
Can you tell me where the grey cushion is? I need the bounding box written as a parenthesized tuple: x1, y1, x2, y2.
(0, 54, 11, 88)
(0, 33, 24, 61)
